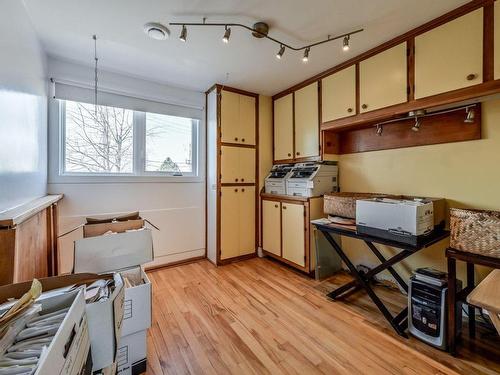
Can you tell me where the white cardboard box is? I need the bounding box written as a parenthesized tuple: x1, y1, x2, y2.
(74, 228, 153, 366)
(117, 330, 147, 375)
(356, 198, 434, 245)
(0, 288, 90, 375)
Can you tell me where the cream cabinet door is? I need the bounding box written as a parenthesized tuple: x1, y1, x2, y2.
(294, 82, 319, 158)
(220, 146, 240, 184)
(239, 95, 256, 145)
(220, 146, 255, 184)
(322, 65, 356, 122)
(274, 94, 294, 161)
(220, 90, 240, 144)
(262, 200, 281, 256)
(238, 147, 255, 184)
(281, 203, 305, 267)
(239, 187, 255, 255)
(494, 2, 500, 79)
(360, 42, 407, 113)
(415, 9, 483, 99)
(220, 187, 240, 260)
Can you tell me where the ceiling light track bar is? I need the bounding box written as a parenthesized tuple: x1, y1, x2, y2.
(169, 22, 363, 51)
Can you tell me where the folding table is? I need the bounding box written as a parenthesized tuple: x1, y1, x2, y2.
(312, 219, 449, 337)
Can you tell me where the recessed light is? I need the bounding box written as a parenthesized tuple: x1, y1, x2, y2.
(144, 22, 170, 41)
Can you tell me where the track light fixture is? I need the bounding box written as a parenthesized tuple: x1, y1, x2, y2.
(464, 106, 475, 123)
(179, 25, 187, 42)
(411, 117, 421, 132)
(276, 45, 285, 59)
(222, 26, 231, 43)
(376, 124, 383, 136)
(302, 47, 310, 63)
(343, 35, 350, 51)
(169, 20, 363, 62)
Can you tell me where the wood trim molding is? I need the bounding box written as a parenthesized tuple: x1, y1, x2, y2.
(322, 79, 500, 132)
(483, 1, 495, 82)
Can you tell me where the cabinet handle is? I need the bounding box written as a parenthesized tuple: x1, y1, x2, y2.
(242, 138, 245, 142)
(234, 188, 238, 192)
(287, 153, 292, 157)
(235, 178, 239, 182)
(361, 104, 368, 109)
(274, 204, 279, 208)
(466, 73, 477, 81)
(234, 137, 239, 141)
(347, 108, 353, 113)
(296, 152, 301, 156)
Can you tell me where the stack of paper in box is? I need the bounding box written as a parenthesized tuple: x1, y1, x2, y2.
(0, 280, 91, 375)
(74, 212, 154, 375)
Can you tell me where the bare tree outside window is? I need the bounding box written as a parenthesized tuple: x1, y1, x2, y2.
(64, 101, 134, 173)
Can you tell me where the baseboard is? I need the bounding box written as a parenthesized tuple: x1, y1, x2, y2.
(145, 254, 206, 272)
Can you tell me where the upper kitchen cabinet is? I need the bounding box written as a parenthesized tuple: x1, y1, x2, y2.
(359, 42, 408, 113)
(294, 82, 319, 159)
(220, 89, 256, 145)
(495, 1, 500, 80)
(321, 65, 356, 122)
(274, 93, 294, 161)
(415, 9, 483, 99)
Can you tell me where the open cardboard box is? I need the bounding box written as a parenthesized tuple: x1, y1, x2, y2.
(0, 286, 90, 375)
(74, 228, 153, 338)
(0, 273, 125, 372)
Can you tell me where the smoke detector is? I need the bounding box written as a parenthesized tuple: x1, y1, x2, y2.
(144, 22, 170, 40)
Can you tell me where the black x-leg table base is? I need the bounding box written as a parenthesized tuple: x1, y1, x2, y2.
(314, 223, 450, 338)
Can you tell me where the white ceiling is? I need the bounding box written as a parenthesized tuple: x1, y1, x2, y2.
(23, 0, 468, 96)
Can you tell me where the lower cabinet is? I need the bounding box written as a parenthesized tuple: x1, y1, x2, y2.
(261, 195, 324, 273)
(221, 186, 256, 260)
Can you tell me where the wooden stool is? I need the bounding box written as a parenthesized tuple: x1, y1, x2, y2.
(467, 269, 500, 334)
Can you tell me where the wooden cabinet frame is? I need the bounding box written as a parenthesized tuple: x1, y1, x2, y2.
(272, 0, 498, 135)
(260, 194, 324, 273)
(272, 83, 321, 164)
(205, 84, 259, 265)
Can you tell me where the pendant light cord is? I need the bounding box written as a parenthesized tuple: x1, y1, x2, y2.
(93, 35, 98, 117)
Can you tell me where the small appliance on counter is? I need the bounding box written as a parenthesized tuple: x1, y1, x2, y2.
(356, 197, 434, 245)
(409, 268, 462, 350)
(285, 161, 338, 197)
(264, 164, 295, 195)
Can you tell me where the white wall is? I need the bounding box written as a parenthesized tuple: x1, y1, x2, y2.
(0, 1, 47, 212)
(47, 58, 206, 272)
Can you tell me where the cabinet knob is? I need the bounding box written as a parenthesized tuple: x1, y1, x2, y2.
(287, 153, 291, 157)
(235, 178, 239, 182)
(467, 73, 477, 81)
(242, 138, 245, 142)
(234, 188, 238, 192)
(274, 204, 279, 208)
(234, 137, 239, 141)
(242, 188, 245, 192)
(361, 104, 368, 109)
(283, 206, 287, 210)
(296, 152, 301, 156)
(347, 108, 353, 113)
(241, 178, 245, 182)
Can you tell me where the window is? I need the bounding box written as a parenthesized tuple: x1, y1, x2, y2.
(59, 100, 200, 179)
(145, 113, 197, 175)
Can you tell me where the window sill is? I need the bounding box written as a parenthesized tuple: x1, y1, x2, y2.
(48, 174, 204, 184)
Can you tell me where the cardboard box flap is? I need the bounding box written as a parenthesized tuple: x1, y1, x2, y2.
(74, 229, 154, 274)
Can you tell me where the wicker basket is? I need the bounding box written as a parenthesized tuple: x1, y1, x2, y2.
(324, 192, 389, 219)
(450, 208, 500, 258)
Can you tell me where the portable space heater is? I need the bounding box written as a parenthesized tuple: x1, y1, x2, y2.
(408, 268, 462, 350)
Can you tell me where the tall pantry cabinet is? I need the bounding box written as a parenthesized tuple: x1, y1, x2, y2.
(206, 85, 258, 265)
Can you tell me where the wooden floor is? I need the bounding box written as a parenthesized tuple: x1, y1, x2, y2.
(145, 258, 500, 375)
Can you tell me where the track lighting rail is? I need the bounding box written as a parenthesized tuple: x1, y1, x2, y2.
(169, 22, 363, 52)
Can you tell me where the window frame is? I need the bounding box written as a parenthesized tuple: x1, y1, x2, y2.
(50, 99, 203, 184)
